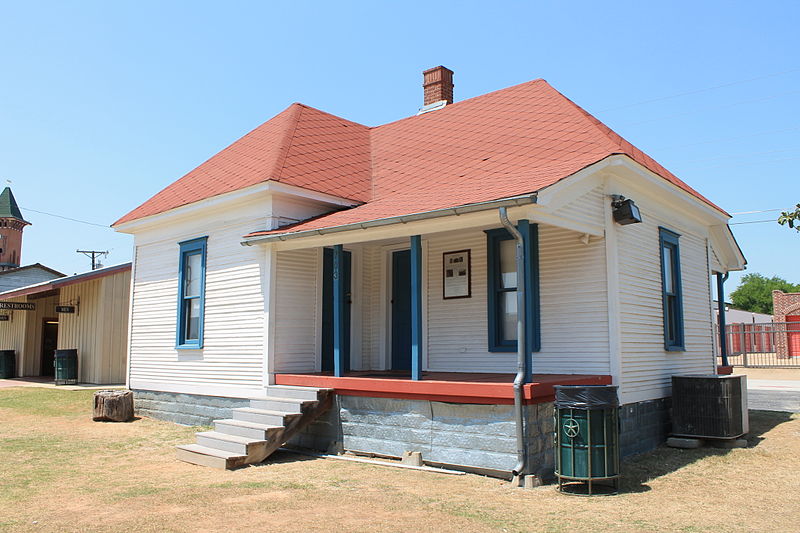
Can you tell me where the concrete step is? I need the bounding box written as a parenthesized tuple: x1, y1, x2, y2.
(214, 419, 283, 440)
(265, 385, 328, 401)
(232, 407, 300, 426)
(196, 431, 266, 455)
(249, 396, 309, 413)
(175, 444, 246, 470)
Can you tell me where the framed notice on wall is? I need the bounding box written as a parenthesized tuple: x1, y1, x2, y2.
(443, 249, 471, 299)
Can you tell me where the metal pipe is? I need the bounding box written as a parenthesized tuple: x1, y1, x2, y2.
(716, 272, 729, 366)
(499, 207, 527, 479)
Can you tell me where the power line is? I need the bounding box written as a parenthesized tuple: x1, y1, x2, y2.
(20, 206, 109, 228)
(619, 89, 800, 127)
(77, 250, 109, 270)
(731, 208, 791, 215)
(656, 126, 800, 150)
(729, 219, 780, 225)
(599, 67, 800, 112)
(674, 147, 800, 165)
(689, 154, 800, 170)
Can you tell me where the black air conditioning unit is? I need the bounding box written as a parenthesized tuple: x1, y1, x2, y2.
(671, 375, 748, 439)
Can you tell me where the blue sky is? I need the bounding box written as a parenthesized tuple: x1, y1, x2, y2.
(1, 1, 797, 297)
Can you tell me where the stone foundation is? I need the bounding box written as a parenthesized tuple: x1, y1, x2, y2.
(134, 388, 671, 475)
(619, 397, 672, 458)
(291, 395, 555, 477)
(133, 390, 249, 426)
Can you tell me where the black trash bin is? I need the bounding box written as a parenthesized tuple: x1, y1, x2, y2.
(554, 384, 620, 495)
(54, 349, 78, 385)
(0, 350, 15, 378)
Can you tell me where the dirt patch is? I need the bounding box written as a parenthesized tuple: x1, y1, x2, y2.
(1, 387, 799, 532)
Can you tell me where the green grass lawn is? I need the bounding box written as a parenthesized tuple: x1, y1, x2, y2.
(1, 387, 798, 533)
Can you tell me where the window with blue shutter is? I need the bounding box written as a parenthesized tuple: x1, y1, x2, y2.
(177, 237, 207, 349)
(486, 223, 540, 354)
(659, 228, 684, 351)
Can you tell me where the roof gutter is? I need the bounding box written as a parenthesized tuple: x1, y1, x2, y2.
(241, 193, 538, 246)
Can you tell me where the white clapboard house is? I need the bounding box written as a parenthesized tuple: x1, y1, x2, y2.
(113, 67, 745, 475)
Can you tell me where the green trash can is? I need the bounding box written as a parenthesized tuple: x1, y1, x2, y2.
(54, 349, 78, 385)
(0, 350, 15, 378)
(554, 384, 620, 495)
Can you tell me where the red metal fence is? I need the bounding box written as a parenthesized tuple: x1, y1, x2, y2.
(716, 321, 800, 368)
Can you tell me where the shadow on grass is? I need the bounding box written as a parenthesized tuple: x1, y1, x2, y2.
(621, 410, 794, 493)
(93, 416, 143, 424)
(242, 449, 320, 469)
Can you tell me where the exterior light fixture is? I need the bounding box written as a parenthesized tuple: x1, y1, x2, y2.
(611, 195, 642, 225)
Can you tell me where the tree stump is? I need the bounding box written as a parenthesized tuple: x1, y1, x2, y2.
(93, 390, 134, 422)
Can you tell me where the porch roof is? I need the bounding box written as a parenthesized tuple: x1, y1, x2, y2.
(275, 371, 612, 405)
(0, 263, 131, 301)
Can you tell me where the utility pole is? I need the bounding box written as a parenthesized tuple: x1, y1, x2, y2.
(77, 250, 108, 271)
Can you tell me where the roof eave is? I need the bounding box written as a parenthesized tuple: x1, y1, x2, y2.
(241, 193, 539, 246)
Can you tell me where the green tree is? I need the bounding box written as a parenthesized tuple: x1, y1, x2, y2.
(729, 273, 800, 315)
(778, 204, 800, 232)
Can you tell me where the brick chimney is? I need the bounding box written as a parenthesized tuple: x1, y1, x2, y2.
(422, 66, 454, 106)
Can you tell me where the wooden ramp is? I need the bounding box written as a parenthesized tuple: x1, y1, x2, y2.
(176, 385, 333, 469)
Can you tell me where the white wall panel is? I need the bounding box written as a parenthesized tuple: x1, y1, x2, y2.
(128, 211, 268, 396)
(272, 248, 319, 373)
(617, 209, 714, 403)
(423, 224, 610, 374)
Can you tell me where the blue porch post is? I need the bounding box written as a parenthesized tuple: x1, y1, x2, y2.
(516, 220, 539, 384)
(410, 235, 423, 381)
(333, 244, 345, 377)
(717, 272, 729, 367)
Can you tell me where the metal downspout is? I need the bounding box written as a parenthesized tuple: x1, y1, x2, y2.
(717, 272, 730, 367)
(499, 207, 527, 479)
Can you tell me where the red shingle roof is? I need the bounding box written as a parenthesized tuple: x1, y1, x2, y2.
(114, 105, 370, 225)
(115, 79, 724, 230)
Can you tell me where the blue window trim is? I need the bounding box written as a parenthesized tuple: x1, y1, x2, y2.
(659, 227, 684, 351)
(485, 222, 540, 359)
(176, 236, 208, 349)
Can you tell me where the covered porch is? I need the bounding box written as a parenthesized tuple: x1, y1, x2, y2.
(253, 191, 614, 401)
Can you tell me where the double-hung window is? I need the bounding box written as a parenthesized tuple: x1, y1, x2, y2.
(659, 228, 684, 351)
(177, 237, 207, 349)
(486, 224, 540, 353)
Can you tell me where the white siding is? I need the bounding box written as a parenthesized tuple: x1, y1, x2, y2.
(423, 224, 609, 374)
(273, 248, 319, 373)
(360, 245, 381, 370)
(617, 211, 714, 403)
(551, 185, 607, 230)
(57, 270, 131, 384)
(128, 210, 268, 397)
(0, 296, 29, 376)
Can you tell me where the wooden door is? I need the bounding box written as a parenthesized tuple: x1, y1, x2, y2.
(391, 249, 412, 371)
(40, 319, 58, 376)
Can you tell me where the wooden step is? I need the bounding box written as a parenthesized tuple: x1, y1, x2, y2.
(232, 407, 301, 426)
(196, 431, 265, 455)
(175, 444, 247, 470)
(265, 385, 329, 401)
(249, 396, 310, 413)
(214, 419, 282, 440)
(177, 389, 334, 470)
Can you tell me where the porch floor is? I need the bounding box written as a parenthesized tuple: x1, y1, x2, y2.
(275, 371, 612, 404)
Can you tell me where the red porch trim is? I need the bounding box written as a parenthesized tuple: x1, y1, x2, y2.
(275, 372, 612, 405)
